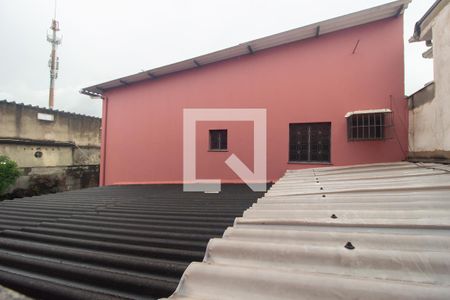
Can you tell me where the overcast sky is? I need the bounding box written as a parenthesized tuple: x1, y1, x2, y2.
(0, 0, 434, 117)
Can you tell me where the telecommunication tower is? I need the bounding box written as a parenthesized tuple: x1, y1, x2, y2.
(47, 2, 62, 109)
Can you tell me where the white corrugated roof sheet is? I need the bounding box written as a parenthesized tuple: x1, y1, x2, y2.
(167, 162, 450, 300)
(81, 0, 411, 97)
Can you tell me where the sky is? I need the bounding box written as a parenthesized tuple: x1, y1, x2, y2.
(0, 0, 435, 117)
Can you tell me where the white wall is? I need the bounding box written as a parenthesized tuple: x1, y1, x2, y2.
(409, 4, 450, 159)
(433, 4, 450, 153)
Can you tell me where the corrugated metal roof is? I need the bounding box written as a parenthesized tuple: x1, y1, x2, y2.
(0, 184, 265, 299)
(80, 0, 411, 97)
(168, 162, 450, 300)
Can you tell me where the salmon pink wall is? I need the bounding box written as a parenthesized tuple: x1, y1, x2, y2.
(101, 17, 408, 186)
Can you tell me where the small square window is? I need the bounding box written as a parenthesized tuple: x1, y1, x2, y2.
(347, 113, 385, 141)
(209, 129, 227, 151)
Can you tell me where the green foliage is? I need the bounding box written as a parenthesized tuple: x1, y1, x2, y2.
(0, 155, 21, 194)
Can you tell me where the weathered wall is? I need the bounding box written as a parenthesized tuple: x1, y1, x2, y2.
(433, 3, 450, 155)
(0, 101, 101, 167)
(102, 17, 408, 185)
(0, 144, 72, 167)
(0, 101, 101, 146)
(408, 4, 450, 160)
(73, 146, 101, 165)
(0, 143, 100, 168)
(2, 165, 100, 200)
(0, 101, 102, 196)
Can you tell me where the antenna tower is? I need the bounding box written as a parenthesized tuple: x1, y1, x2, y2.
(47, 0, 62, 109)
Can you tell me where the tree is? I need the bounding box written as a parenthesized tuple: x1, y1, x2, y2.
(0, 155, 21, 195)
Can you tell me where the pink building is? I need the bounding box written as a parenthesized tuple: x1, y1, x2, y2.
(82, 0, 410, 187)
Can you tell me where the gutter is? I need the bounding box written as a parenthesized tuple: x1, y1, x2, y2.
(79, 89, 104, 98)
(78, 89, 108, 186)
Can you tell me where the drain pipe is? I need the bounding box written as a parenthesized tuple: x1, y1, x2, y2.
(79, 89, 108, 186)
(100, 95, 109, 186)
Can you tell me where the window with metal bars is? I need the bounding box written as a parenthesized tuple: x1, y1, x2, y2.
(347, 113, 385, 141)
(209, 129, 227, 151)
(289, 123, 331, 163)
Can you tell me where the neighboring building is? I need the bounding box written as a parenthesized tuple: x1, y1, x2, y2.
(0, 100, 100, 167)
(408, 0, 450, 161)
(81, 0, 410, 186)
(0, 100, 101, 195)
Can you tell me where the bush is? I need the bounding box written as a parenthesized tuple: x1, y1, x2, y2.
(0, 155, 21, 195)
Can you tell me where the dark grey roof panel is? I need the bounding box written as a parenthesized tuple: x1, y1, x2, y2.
(0, 184, 266, 299)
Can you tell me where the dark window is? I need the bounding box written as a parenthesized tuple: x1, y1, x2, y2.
(289, 123, 331, 163)
(347, 113, 385, 141)
(209, 129, 227, 151)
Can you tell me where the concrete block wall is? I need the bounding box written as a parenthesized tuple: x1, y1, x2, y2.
(0, 100, 101, 147)
(0, 101, 102, 197)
